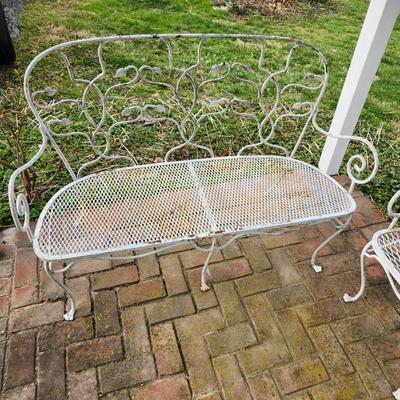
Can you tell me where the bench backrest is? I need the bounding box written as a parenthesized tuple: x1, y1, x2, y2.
(25, 34, 328, 179)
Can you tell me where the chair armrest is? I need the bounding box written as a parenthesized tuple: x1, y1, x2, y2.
(388, 190, 400, 228)
(312, 113, 379, 193)
(8, 134, 48, 241)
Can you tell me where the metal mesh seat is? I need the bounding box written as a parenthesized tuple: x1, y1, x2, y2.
(33, 156, 355, 260)
(372, 229, 400, 281)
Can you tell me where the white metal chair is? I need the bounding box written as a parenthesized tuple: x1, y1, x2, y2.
(344, 190, 400, 400)
(344, 189, 400, 302)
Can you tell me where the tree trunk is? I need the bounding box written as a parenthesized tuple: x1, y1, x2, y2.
(0, 3, 16, 65)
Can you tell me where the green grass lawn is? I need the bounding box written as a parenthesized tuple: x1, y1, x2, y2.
(0, 0, 399, 226)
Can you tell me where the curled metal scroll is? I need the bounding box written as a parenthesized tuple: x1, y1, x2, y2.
(387, 189, 400, 228)
(311, 112, 379, 194)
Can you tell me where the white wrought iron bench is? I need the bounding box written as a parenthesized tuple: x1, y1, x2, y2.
(8, 34, 378, 320)
(344, 189, 400, 303)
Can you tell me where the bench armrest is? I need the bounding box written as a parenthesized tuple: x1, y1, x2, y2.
(312, 113, 379, 194)
(8, 134, 48, 241)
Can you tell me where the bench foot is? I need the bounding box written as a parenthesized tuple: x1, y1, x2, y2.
(200, 238, 217, 292)
(44, 261, 76, 321)
(200, 283, 210, 292)
(63, 309, 75, 321)
(311, 264, 322, 273)
(343, 241, 370, 302)
(343, 293, 356, 302)
(311, 215, 352, 274)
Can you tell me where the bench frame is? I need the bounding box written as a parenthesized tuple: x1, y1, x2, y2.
(8, 34, 379, 320)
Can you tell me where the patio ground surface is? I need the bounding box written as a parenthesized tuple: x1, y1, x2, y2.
(0, 176, 400, 399)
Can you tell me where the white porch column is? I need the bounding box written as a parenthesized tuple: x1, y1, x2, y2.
(318, 0, 400, 175)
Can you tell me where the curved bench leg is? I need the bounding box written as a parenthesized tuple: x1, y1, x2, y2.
(44, 261, 76, 321)
(343, 241, 372, 302)
(200, 238, 217, 292)
(311, 216, 352, 273)
(383, 265, 400, 301)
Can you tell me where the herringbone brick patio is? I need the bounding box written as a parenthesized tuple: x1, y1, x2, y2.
(0, 178, 399, 399)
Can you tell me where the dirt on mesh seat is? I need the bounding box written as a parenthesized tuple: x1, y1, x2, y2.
(34, 156, 355, 260)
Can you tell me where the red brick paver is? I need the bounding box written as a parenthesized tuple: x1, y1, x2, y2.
(0, 182, 399, 399)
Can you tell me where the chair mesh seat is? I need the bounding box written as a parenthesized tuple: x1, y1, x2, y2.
(34, 156, 355, 260)
(373, 229, 400, 275)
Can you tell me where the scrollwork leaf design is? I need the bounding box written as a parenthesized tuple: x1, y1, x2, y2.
(292, 102, 310, 111)
(43, 87, 57, 97)
(153, 104, 166, 113)
(209, 99, 221, 109)
(115, 68, 127, 78)
(121, 107, 133, 117)
(305, 73, 317, 81)
(26, 35, 330, 178)
(210, 63, 225, 75)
